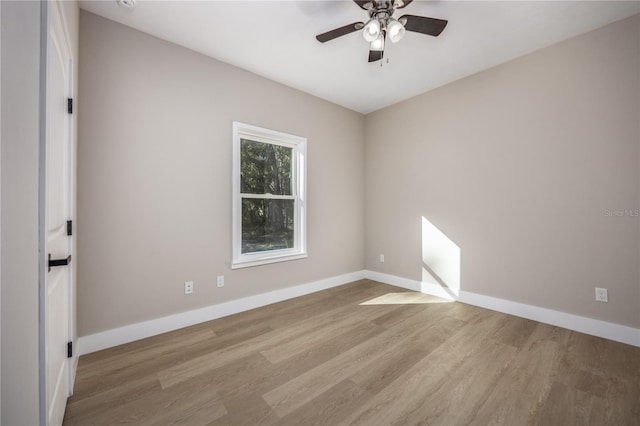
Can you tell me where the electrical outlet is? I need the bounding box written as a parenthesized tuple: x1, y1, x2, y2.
(595, 287, 608, 302)
(184, 281, 194, 295)
(379, 254, 385, 263)
(217, 275, 224, 288)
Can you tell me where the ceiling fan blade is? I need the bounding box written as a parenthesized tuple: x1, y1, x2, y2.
(368, 49, 383, 63)
(399, 15, 448, 37)
(394, 0, 414, 9)
(353, 0, 374, 10)
(316, 22, 364, 43)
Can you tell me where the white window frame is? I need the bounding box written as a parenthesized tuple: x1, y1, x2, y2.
(232, 121, 307, 269)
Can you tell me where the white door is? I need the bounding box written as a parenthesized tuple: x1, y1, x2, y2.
(45, 1, 72, 424)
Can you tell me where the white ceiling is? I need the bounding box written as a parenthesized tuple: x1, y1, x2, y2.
(79, 0, 640, 114)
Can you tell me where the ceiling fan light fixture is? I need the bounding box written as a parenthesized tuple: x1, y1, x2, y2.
(370, 33, 385, 51)
(362, 19, 381, 42)
(387, 19, 405, 43)
(314, 0, 448, 63)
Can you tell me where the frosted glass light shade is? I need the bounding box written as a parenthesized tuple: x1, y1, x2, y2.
(387, 19, 405, 43)
(370, 33, 385, 51)
(363, 19, 381, 42)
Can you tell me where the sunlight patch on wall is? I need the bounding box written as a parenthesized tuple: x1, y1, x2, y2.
(359, 292, 453, 305)
(422, 216, 461, 296)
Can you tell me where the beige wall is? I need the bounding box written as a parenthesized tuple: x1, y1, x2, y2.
(365, 14, 640, 328)
(77, 11, 365, 336)
(1, 1, 43, 424)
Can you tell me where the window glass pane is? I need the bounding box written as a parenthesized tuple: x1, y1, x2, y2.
(242, 198, 294, 253)
(240, 139, 292, 195)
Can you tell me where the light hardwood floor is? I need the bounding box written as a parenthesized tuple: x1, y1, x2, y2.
(64, 280, 640, 425)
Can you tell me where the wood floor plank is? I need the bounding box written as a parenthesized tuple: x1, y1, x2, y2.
(471, 323, 565, 424)
(555, 330, 640, 423)
(259, 303, 401, 364)
(157, 300, 393, 389)
(64, 375, 163, 424)
(342, 309, 504, 425)
(72, 322, 272, 401)
(401, 340, 517, 425)
(264, 281, 391, 326)
(209, 280, 382, 335)
(69, 375, 225, 426)
(566, 331, 640, 381)
(536, 382, 608, 426)
(370, 303, 432, 328)
(603, 375, 640, 424)
(489, 314, 538, 348)
(211, 321, 387, 402)
(77, 322, 215, 369)
(274, 379, 374, 426)
(555, 356, 609, 398)
(74, 328, 216, 384)
(262, 304, 455, 417)
(66, 281, 640, 426)
(348, 315, 466, 395)
(207, 393, 278, 426)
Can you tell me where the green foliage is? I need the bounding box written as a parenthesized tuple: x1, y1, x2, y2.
(240, 139, 292, 195)
(240, 139, 294, 253)
(241, 199, 294, 253)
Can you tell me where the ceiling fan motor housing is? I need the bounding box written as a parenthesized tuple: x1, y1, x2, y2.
(367, 1, 397, 27)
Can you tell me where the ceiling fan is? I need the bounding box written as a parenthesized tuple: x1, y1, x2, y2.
(315, 0, 448, 63)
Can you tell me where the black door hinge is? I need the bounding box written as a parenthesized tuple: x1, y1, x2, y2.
(67, 341, 73, 358)
(67, 98, 73, 114)
(67, 220, 72, 236)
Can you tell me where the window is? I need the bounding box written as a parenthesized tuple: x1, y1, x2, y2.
(232, 122, 307, 268)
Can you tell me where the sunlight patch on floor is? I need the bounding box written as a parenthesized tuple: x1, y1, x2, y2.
(359, 292, 454, 305)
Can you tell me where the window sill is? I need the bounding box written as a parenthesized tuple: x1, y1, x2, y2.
(231, 252, 308, 269)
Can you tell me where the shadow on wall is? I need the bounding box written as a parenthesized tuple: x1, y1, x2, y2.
(421, 216, 461, 298)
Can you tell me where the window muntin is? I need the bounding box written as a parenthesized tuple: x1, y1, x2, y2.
(232, 122, 307, 268)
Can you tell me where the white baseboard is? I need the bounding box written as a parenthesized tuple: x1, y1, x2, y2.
(78, 269, 639, 355)
(77, 270, 367, 355)
(364, 270, 640, 347)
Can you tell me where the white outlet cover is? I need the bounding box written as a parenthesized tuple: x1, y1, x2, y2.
(595, 287, 608, 302)
(185, 281, 194, 294)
